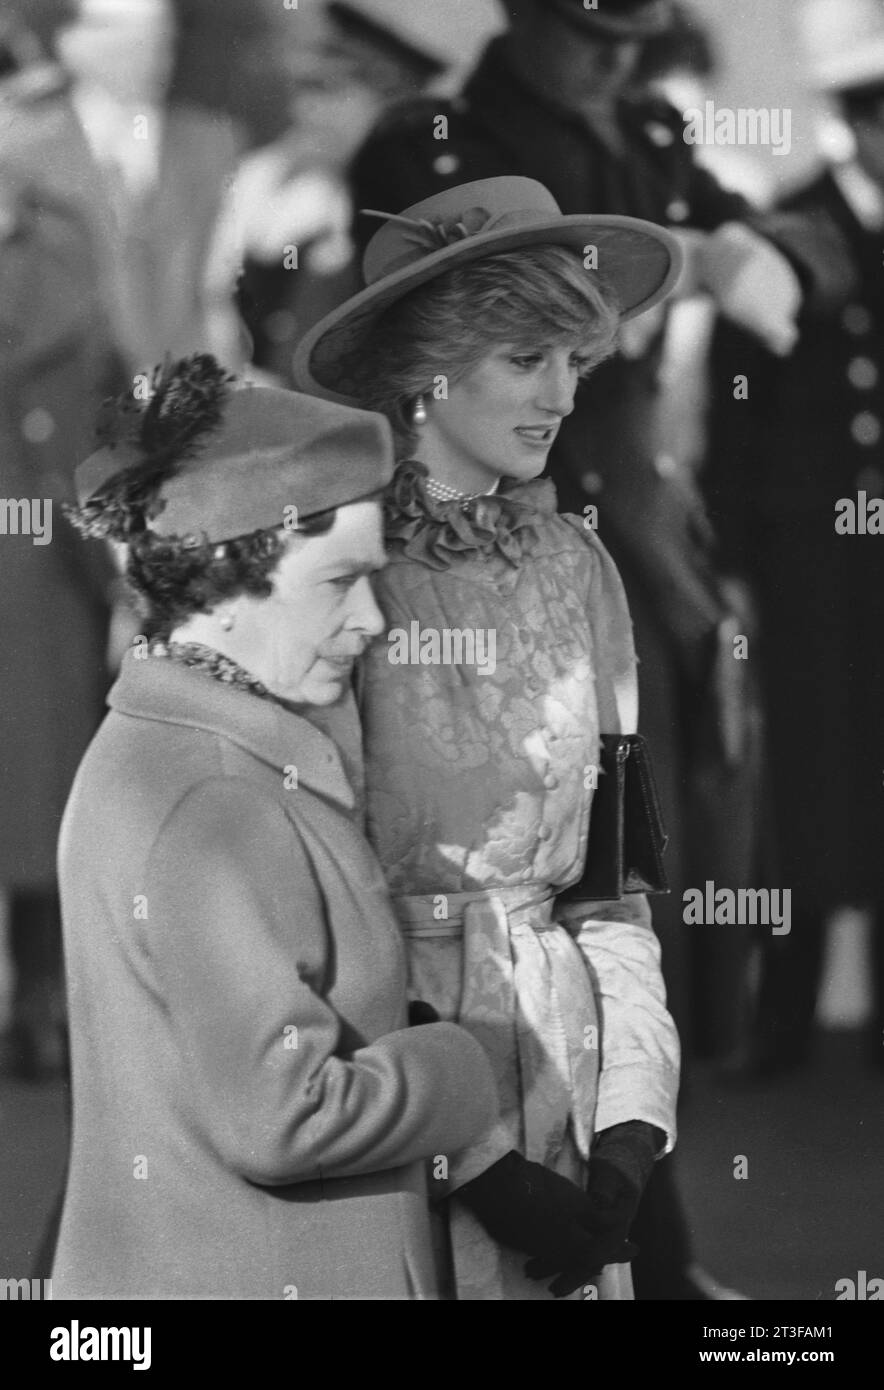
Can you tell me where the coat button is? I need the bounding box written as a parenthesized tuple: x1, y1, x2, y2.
(666, 197, 690, 222)
(433, 154, 460, 177)
(654, 451, 678, 477)
(851, 411, 881, 447)
(581, 470, 604, 494)
(842, 304, 872, 336)
(543, 773, 559, 790)
(847, 356, 878, 390)
(538, 825, 552, 841)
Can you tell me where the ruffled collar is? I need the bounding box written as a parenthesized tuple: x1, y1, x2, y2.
(383, 459, 558, 570)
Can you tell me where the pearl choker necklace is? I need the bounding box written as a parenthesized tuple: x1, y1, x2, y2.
(424, 475, 499, 509)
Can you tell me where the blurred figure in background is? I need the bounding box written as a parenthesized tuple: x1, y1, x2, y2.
(51, 0, 293, 371)
(0, 0, 296, 1079)
(234, 0, 501, 383)
(0, 5, 122, 1078)
(705, 0, 884, 1077)
(344, 0, 838, 1299)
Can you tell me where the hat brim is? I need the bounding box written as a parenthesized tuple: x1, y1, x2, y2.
(293, 214, 683, 403)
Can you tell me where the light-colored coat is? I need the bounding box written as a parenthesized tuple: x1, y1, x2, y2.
(52, 653, 498, 1300)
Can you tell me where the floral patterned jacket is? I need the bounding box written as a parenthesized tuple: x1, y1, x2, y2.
(357, 463, 680, 1180)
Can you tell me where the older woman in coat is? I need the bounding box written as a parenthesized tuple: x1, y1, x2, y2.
(51, 358, 499, 1300)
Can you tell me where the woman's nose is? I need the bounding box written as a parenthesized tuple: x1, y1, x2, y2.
(536, 362, 577, 418)
(347, 575, 385, 639)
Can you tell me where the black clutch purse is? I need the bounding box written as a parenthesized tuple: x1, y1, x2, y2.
(558, 732, 670, 903)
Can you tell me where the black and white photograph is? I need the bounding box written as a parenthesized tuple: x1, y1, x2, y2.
(0, 0, 882, 1357)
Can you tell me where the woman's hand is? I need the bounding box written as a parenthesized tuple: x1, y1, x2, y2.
(585, 1120, 664, 1242)
(456, 1151, 636, 1298)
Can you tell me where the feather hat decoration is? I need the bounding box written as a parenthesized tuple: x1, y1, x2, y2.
(68, 354, 396, 547)
(67, 354, 234, 542)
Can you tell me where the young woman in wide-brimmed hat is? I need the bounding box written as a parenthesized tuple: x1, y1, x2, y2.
(295, 176, 682, 1300)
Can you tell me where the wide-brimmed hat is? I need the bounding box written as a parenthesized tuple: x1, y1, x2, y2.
(508, 0, 674, 40)
(72, 355, 394, 545)
(801, 0, 884, 94)
(293, 176, 683, 403)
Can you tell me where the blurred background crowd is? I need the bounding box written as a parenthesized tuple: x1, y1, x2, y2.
(1, 0, 883, 1299)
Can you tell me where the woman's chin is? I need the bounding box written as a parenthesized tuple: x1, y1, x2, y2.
(501, 453, 549, 481)
(298, 671, 353, 707)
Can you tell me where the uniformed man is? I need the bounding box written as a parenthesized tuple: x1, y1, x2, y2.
(345, 0, 840, 1301)
(705, 0, 884, 1080)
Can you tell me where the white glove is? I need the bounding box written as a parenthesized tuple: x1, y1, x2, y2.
(700, 221, 802, 356)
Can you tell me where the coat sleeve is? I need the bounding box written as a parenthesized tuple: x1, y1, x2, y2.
(558, 895, 680, 1151)
(143, 776, 500, 1187)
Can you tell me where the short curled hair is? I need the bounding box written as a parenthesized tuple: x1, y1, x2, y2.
(125, 509, 336, 634)
(343, 244, 620, 454)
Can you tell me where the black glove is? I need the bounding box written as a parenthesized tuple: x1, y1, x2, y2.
(407, 999, 441, 1026)
(584, 1121, 664, 1242)
(456, 1151, 636, 1298)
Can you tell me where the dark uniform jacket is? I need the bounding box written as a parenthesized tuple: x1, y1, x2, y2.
(705, 169, 884, 908)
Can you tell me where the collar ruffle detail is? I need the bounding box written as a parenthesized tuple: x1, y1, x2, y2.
(383, 459, 557, 570)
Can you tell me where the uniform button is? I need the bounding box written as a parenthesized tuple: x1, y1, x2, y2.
(646, 120, 674, 147)
(538, 825, 553, 841)
(842, 304, 872, 335)
(581, 470, 604, 494)
(433, 154, 460, 177)
(654, 451, 678, 478)
(847, 356, 878, 390)
(543, 773, 559, 790)
(21, 407, 55, 443)
(855, 465, 884, 495)
(666, 197, 690, 222)
(851, 411, 881, 446)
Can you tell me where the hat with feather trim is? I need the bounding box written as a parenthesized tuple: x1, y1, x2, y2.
(69, 355, 395, 545)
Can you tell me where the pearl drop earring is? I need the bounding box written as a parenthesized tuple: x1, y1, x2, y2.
(412, 395, 428, 426)
(220, 610, 235, 632)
